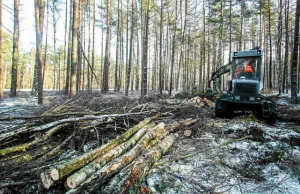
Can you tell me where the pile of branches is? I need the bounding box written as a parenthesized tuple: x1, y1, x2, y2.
(0, 96, 200, 193)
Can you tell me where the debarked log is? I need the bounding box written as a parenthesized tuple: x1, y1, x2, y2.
(41, 114, 160, 189)
(102, 135, 175, 194)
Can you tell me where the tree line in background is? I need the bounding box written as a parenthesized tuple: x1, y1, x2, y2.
(0, 0, 299, 104)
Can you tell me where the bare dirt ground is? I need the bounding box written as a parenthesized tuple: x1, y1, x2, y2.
(1, 90, 300, 194)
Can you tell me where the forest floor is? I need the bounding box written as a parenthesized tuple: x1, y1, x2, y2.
(0, 90, 300, 194)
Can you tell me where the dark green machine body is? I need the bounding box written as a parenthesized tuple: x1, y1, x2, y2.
(215, 47, 277, 120)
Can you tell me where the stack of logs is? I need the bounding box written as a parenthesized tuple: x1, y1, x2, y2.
(0, 111, 199, 193)
(190, 96, 215, 108)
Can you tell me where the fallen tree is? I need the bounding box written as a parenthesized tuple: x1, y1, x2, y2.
(41, 114, 161, 189)
(102, 135, 174, 194)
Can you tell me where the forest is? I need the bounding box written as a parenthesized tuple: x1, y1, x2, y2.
(0, 0, 299, 101)
(0, 0, 300, 193)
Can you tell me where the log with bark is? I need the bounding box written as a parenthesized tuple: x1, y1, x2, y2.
(0, 111, 152, 142)
(0, 124, 67, 156)
(65, 123, 155, 189)
(64, 122, 166, 191)
(41, 114, 160, 189)
(65, 118, 199, 193)
(102, 135, 174, 194)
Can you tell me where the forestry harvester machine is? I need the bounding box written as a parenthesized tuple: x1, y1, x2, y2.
(210, 46, 277, 121)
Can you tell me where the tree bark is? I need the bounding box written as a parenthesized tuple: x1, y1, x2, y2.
(70, 0, 79, 96)
(102, 0, 111, 94)
(141, 0, 150, 99)
(169, 0, 177, 96)
(0, 0, 2, 99)
(125, 0, 135, 96)
(11, 0, 20, 97)
(291, 0, 300, 101)
(34, 0, 45, 104)
(41, 114, 160, 189)
(102, 135, 174, 194)
(65, 123, 154, 189)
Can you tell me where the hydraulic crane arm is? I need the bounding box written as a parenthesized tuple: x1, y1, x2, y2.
(210, 62, 231, 82)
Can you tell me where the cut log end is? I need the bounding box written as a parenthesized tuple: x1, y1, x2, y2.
(66, 178, 77, 189)
(184, 129, 192, 137)
(50, 169, 60, 181)
(40, 172, 54, 189)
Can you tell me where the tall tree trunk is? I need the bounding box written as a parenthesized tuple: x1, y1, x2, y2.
(102, 0, 111, 94)
(291, 0, 300, 101)
(11, 0, 20, 97)
(125, 0, 135, 96)
(65, 0, 73, 95)
(277, 0, 283, 95)
(283, 0, 290, 93)
(114, 0, 120, 91)
(268, 0, 273, 89)
(0, 0, 3, 99)
(70, 0, 79, 96)
(76, 2, 82, 92)
(63, 0, 68, 93)
(169, 0, 177, 96)
(52, 0, 58, 91)
(141, 0, 150, 99)
(91, 0, 95, 90)
(34, 0, 45, 104)
(159, 0, 163, 95)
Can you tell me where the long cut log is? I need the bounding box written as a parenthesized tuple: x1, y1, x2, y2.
(102, 135, 175, 194)
(0, 111, 152, 142)
(0, 124, 66, 156)
(65, 123, 155, 189)
(65, 122, 166, 193)
(41, 114, 160, 189)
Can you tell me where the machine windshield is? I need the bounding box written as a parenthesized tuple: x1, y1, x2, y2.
(232, 57, 259, 80)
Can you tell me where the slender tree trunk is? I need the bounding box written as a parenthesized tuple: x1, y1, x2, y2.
(268, 0, 273, 89)
(0, 0, 3, 99)
(114, 0, 120, 91)
(34, 0, 45, 104)
(91, 0, 95, 90)
(291, 0, 300, 101)
(70, 0, 79, 96)
(169, 0, 177, 96)
(102, 0, 111, 94)
(11, 0, 20, 97)
(76, 2, 82, 92)
(277, 0, 283, 95)
(43, 0, 49, 89)
(63, 0, 68, 92)
(141, 0, 150, 99)
(283, 0, 290, 93)
(125, 0, 135, 96)
(66, 0, 73, 95)
(159, 0, 163, 95)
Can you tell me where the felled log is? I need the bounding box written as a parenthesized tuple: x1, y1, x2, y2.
(41, 114, 160, 189)
(0, 111, 152, 142)
(184, 129, 192, 137)
(0, 142, 57, 167)
(102, 135, 174, 194)
(0, 124, 66, 156)
(65, 123, 166, 193)
(65, 123, 155, 189)
(190, 96, 215, 108)
(66, 118, 197, 190)
(169, 118, 199, 133)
